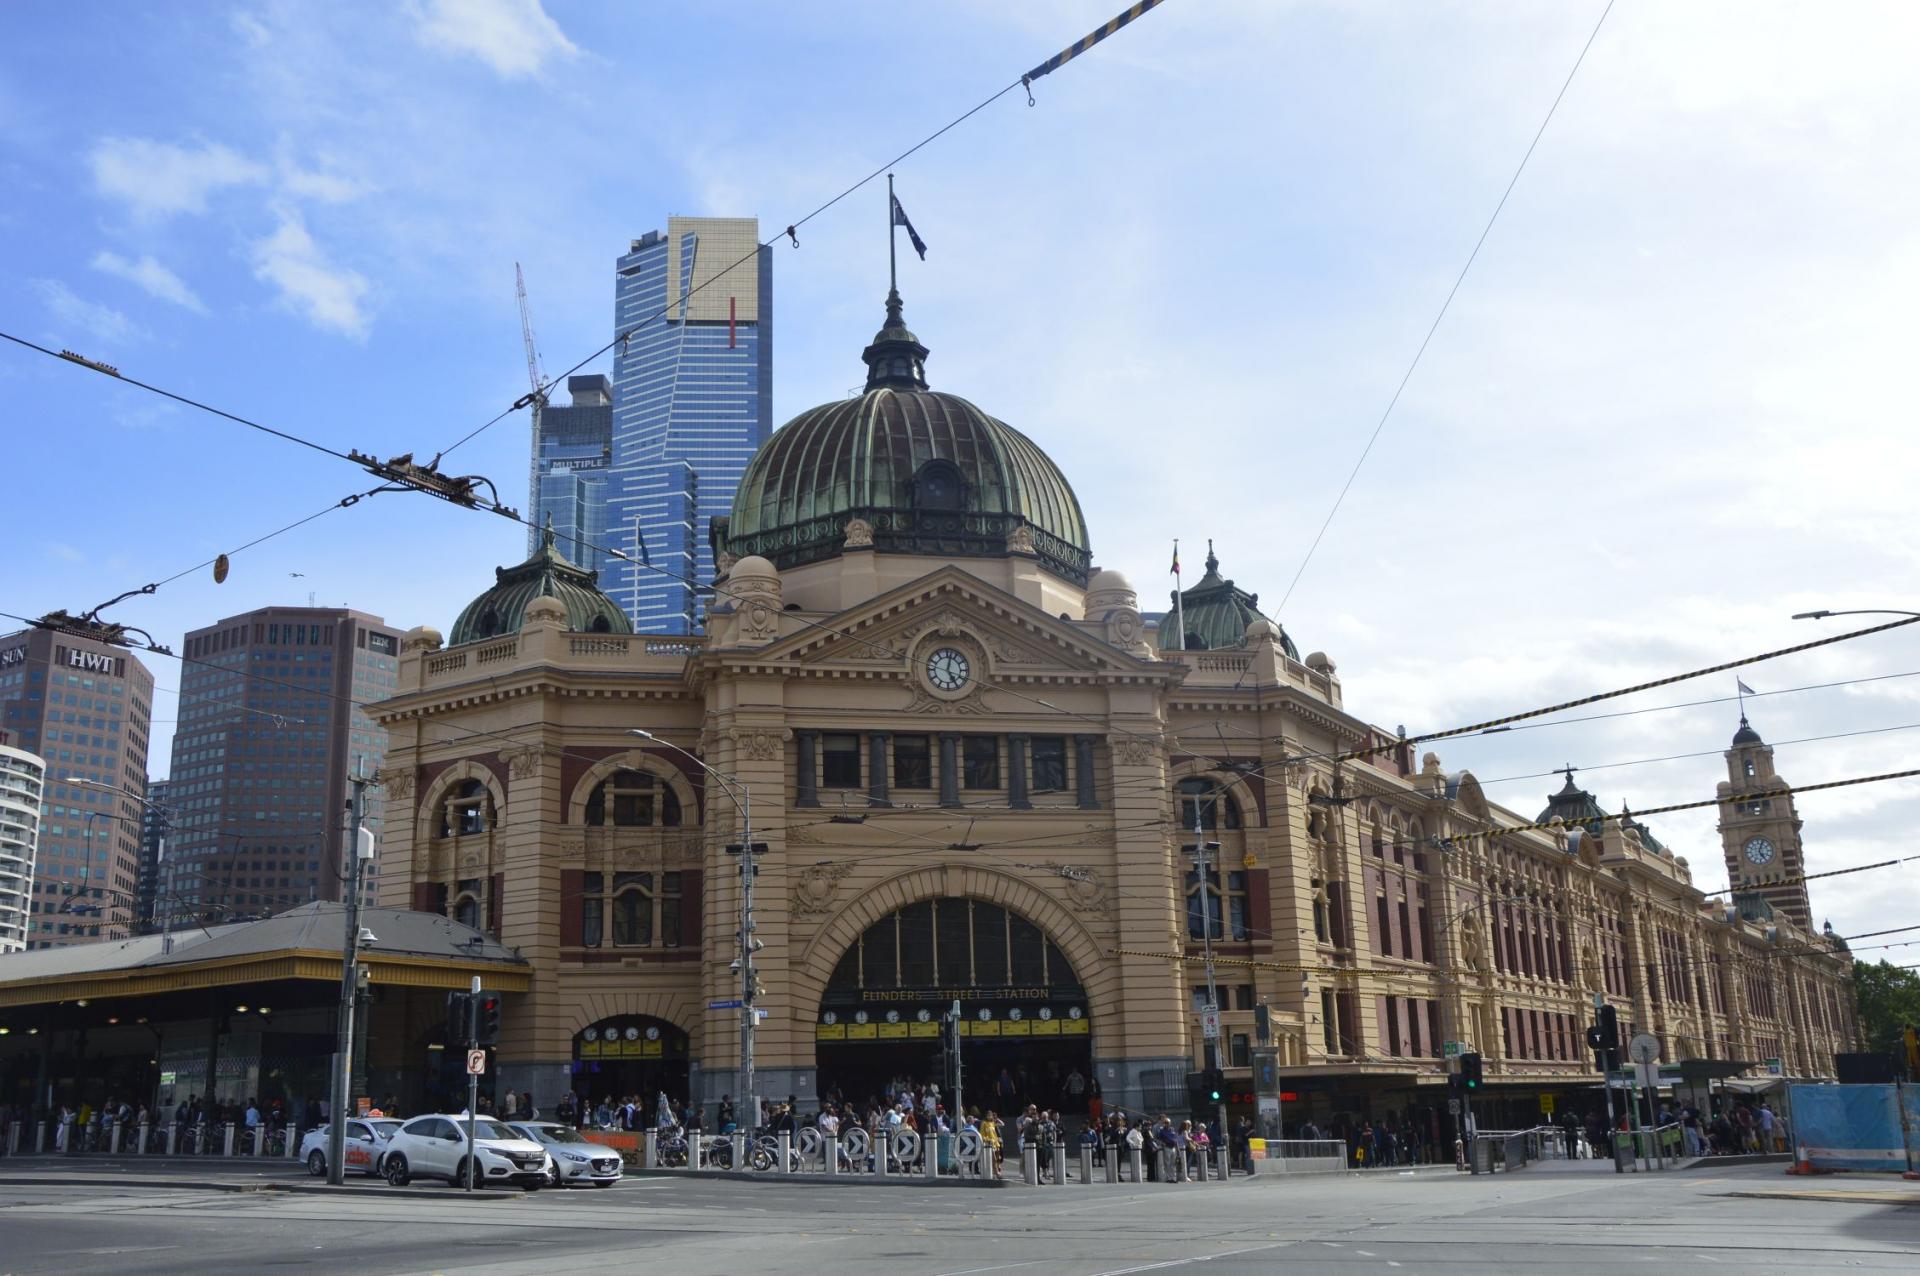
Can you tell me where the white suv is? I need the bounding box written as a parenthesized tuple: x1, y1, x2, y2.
(382, 1115, 552, 1190)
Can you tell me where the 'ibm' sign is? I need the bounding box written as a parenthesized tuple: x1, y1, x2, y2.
(56, 646, 124, 678)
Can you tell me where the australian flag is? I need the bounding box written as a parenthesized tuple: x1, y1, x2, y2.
(891, 194, 928, 260)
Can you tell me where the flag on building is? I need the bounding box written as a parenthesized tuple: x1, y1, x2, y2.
(1170, 541, 1181, 577)
(891, 194, 928, 260)
(1737, 678, 1755, 695)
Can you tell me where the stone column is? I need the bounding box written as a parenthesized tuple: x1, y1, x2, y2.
(795, 731, 819, 808)
(1074, 735, 1099, 810)
(867, 732, 891, 808)
(1007, 734, 1032, 810)
(938, 734, 961, 809)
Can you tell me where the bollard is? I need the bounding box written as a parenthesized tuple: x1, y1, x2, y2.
(35, 1121, 47, 1154)
(731, 1133, 746, 1175)
(876, 1137, 890, 1178)
(924, 1138, 939, 1180)
(1053, 1142, 1068, 1185)
(250, 1126, 263, 1157)
(689, 1135, 703, 1172)
(1079, 1146, 1094, 1184)
(1217, 1146, 1231, 1180)
(286, 1124, 299, 1159)
(824, 1134, 838, 1177)
(1193, 1148, 1208, 1182)
(1125, 1147, 1142, 1182)
(778, 1131, 792, 1176)
(11, 1120, 23, 1155)
(644, 1130, 658, 1170)
(1106, 1147, 1120, 1184)
(1022, 1144, 1039, 1185)
(109, 1122, 123, 1155)
(221, 1125, 235, 1157)
(165, 1125, 177, 1155)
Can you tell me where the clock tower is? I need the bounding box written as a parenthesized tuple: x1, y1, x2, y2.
(1716, 715, 1811, 929)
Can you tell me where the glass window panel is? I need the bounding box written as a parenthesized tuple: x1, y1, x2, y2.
(1030, 736, 1067, 791)
(899, 900, 935, 987)
(1009, 912, 1046, 985)
(935, 898, 971, 986)
(581, 897, 603, 948)
(821, 734, 861, 788)
(973, 902, 1009, 987)
(962, 736, 999, 789)
(893, 734, 932, 789)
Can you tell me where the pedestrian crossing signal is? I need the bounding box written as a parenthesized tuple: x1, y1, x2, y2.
(1460, 1052, 1484, 1091)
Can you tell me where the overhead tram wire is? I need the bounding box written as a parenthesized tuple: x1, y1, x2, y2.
(436, 0, 1177, 459)
(1272, 0, 1616, 617)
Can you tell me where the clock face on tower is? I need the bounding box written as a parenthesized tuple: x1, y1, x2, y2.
(1743, 835, 1776, 867)
(926, 647, 971, 691)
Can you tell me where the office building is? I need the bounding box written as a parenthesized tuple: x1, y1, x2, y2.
(528, 374, 614, 574)
(0, 738, 44, 953)
(604, 216, 772, 633)
(165, 607, 398, 925)
(136, 777, 169, 933)
(0, 619, 155, 948)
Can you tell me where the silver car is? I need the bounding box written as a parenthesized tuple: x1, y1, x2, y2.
(299, 1118, 402, 1177)
(509, 1121, 624, 1187)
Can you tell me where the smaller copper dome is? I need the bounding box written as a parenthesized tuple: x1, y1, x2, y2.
(449, 524, 632, 645)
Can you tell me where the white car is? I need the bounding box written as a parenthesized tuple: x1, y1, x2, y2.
(300, 1118, 403, 1177)
(508, 1121, 624, 1187)
(382, 1114, 552, 1190)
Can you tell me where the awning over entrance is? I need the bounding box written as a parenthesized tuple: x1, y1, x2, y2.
(0, 902, 529, 1009)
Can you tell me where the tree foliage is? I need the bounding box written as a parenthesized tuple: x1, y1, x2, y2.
(1850, 959, 1920, 1055)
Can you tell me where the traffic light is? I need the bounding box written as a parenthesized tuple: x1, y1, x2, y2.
(1588, 1004, 1620, 1073)
(1185, 1069, 1225, 1113)
(1254, 1003, 1272, 1045)
(475, 991, 502, 1046)
(1204, 1066, 1224, 1103)
(1459, 1052, 1483, 1092)
(1252, 1051, 1279, 1095)
(446, 991, 472, 1049)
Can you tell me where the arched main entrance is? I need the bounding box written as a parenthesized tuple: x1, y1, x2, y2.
(814, 897, 1092, 1116)
(571, 1015, 689, 1107)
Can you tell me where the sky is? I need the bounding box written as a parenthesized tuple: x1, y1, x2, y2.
(3, 1, 1918, 945)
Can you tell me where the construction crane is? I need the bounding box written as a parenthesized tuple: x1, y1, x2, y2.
(516, 263, 551, 554)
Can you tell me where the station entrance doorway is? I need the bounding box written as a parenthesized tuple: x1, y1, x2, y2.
(571, 1015, 690, 1107)
(814, 897, 1093, 1115)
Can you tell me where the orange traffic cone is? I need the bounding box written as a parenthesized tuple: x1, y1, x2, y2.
(1786, 1143, 1815, 1176)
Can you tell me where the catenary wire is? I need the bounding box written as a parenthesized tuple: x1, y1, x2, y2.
(1274, 0, 1615, 616)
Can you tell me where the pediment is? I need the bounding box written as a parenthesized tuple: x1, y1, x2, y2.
(755, 566, 1165, 683)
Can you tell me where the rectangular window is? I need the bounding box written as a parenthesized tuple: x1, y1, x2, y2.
(893, 734, 932, 789)
(1030, 736, 1067, 791)
(1229, 1032, 1251, 1068)
(821, 733, 861, 788)
(962, 736, 1000, 789)
(660, 872, 682, 948)
(612, 872, 653, 947)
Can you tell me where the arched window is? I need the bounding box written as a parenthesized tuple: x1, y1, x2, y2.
(1177, 777, 1241, 830)
(584, 769, 682, 827)
(437, 779, 491, 839)
(453, 891, 480, 931)
(912, 460, 964, 511)
(589, 614, 612, 633)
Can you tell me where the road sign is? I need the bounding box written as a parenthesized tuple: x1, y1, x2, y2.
(1448, 1098, 1461, 1115)
(1627, 1032, 1661, 1065)
(466, 1049, 486, 1076)
(1765, 1057, 1783, 1076)
(1539, 1093, 1555, 1116)
(1444, 1041, 1464, 1059)
(709, 998, 743, 1010)
(1635, 1061, 1660, 1093)
(1200, 1008, 1220, 1040)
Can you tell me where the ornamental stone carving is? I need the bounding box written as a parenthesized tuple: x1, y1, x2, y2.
(500, 746, 543, 780)
(792, 863, 851, 915)
(843, 517, 875, 549)
(906, 684, 990, 715)
(728, 556, 783, 644)
(376, 767, 416, 800)
(1005, 523, 1035, 556)
(1110, 734, 1158, 767)
(731, 728, 787, 762)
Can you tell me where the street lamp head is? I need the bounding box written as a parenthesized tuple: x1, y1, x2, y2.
(630, 729, 656, 741)
(1790, 610, 1832, 620)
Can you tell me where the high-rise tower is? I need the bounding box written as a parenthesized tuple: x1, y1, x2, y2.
(603, 217, 772, 633)
(528, 374, 613, 574)
(1716, 715, 1811, 929)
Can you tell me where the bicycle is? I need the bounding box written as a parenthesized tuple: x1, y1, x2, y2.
(262, 1128, 288, 1158)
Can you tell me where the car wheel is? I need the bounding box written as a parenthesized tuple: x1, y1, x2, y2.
(385, 1155, 410, 1187)
(306, 1149, 326, 1177)
(452, 1156, 472, 1188)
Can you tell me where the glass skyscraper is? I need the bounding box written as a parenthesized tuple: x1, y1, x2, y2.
(604, 217, 772, 633)
(529, 374, 613, 574)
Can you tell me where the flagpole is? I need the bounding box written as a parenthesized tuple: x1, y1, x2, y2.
(1172, 539, 1186, 652)
(888, 173, 897, 296)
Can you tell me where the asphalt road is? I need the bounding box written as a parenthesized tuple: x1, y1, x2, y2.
(0, 1161, 1914, 1276)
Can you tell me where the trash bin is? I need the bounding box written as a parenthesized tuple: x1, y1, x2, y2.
(938, 1132, 955, 1173)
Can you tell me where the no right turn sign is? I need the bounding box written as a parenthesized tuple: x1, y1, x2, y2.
(467, 1049, 487, 1076)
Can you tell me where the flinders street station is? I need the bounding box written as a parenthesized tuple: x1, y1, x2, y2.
(363, 292, 1858, 1129)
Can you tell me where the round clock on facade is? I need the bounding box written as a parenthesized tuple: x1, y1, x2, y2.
(926, 646, 971, 691)
(1744, 836, 1776, 866)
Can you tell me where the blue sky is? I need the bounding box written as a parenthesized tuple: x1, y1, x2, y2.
(4, 1, 1919, 940)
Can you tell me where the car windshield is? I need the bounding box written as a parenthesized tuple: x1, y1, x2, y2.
(471, 1120, 522, 1141)
(535, 1126, 590, 1144)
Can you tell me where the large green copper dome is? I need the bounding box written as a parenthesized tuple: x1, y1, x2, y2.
(449, 524, 633, 645)
(719, 292, 1092, 584)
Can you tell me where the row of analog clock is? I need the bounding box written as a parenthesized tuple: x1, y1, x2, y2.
(821, 1006, 1084, 1026)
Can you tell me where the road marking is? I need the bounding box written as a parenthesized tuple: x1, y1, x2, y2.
(1356, 1250, 1376, 1257)
(933, 1262, 1051, 1276)
(1087, 1242, 1292, 1275)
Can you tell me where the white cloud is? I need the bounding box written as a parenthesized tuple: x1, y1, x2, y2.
(88, 136, 267, 217)
(89, 250, 207, 314)
(410, 0, 579, 79)
(249, 212, 372, 339)
(42, 542, 84, 564)
(279, 164, 369, 204)
(34, 280, 141, 343)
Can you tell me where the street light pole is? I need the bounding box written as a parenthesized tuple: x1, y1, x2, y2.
(1185, 795, 1229, 1148)
(326, 768, 372, 1186)
(632, 730, 757, 1130)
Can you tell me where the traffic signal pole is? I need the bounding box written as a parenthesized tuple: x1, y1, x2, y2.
(1188, 804, 1229, 1150)
(466, 977, 480, 1191)
(326, 771, 369, 1187)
